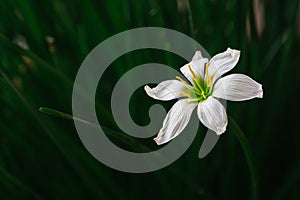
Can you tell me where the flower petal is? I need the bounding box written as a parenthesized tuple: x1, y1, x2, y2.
(180, 58, 209, 84)
(192, 51, 204, 61)
(212, 74, 263, 101)
(197, 96, 227, 135)
(144, 80, 185, 101)
(207, 48, 240, 83)
(154, 99, 196, 145)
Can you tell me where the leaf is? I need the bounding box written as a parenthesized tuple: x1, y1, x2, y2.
(229, 116, 258, 200)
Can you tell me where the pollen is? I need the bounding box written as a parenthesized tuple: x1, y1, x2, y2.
(176, 76, 188, 85)
(188, 64, 196, 78)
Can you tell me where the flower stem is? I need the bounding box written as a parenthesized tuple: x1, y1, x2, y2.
(228, 116, 258, 200)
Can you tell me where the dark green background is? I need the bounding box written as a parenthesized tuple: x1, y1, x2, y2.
(0, 0, 299, 199)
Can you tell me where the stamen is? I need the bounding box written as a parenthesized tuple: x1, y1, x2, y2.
(176, 76, 188, 85)
(208, 74, 215, 87)
(205, 62, 210, 77)
(187, 99, 198, 104)
(179, 92, 191, 98)
(188, 64, 196, 78)
(201, 91, 206, 99)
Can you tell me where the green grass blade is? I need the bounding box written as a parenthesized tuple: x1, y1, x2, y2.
(39, 107, 97, 127)
(229, 116, 258, 200)
(39, 107, 152, 151)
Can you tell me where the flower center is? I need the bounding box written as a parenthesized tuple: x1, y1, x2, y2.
(184, 76, 211, 102)
(177, 63, 213, 103)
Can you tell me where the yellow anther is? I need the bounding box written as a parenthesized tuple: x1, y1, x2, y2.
(179, 92, 191, 98)
(176, 76, 188, 85)
(201, 90, 206, 98)
(188, 64, 196, 78)
(208, 74, 215, 87)
(205, 62, 210, 77)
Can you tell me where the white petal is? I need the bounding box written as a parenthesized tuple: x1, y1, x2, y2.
(197, 97, 227, 135)
(192, 51, 204, 61)
(154, 99, 196, 145)
(207, 48, 240, 83)
(180, 58, 209, 84)
(144, 80, 185, 101)
(213, 74, 263, 101)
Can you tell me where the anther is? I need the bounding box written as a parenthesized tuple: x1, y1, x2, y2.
(176, 76, 188, 85)
(205, 62, 210, 77)
(188, 64, 196, 78)
(201, 91, 206, 99)
(179, 92, 191, 98)
(208, 74, 215, 87)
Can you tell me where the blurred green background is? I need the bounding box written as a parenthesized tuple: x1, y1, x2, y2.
(0, 0, 299, 199)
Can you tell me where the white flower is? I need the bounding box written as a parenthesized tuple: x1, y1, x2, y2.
(145, 48, 263, 145)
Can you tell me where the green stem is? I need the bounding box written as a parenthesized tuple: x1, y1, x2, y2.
(39, 107, 98, 128)
(228, 116, 258, 200)
(39, 107, 150, 151)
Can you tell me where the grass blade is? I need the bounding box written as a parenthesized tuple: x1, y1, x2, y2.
(229, 116, 258, 200)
